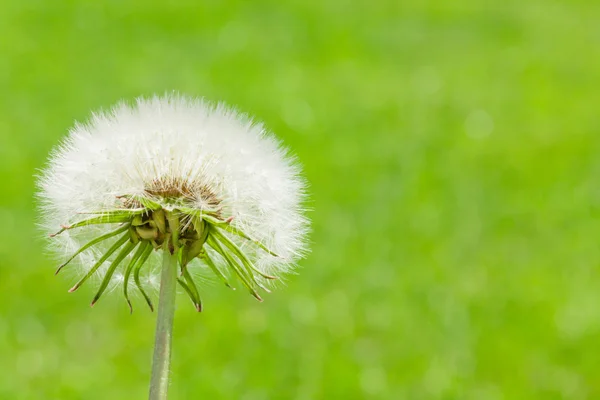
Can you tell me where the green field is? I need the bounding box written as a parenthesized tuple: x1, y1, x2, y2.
(1, 1, 600, 399)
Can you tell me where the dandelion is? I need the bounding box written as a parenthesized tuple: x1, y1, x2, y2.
(37, 94, 309, 399)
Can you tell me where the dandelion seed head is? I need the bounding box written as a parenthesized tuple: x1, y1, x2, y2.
(37, 94, 309, 304)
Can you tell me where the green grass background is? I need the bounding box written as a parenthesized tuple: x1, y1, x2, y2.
(1, 1, 599, 399)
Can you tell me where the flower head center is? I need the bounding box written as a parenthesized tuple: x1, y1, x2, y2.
(144, 177, 219, 205)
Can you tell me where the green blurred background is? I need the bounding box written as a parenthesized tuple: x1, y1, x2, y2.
(1, 1, 599, 399)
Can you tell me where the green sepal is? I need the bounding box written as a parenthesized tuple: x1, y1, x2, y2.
(175, 206, 220, 220)
(176, 206, 279, 257)
(202, 214, 280, 257)
(90, 240, 137, 307)
(134, 244, 155, 311)
(136, 225, 158, 240)
(191, 217, 209, 244)
(166, 212, 181, 251)
(55, 223, 130, 275)
(129, 226, 140, 244)
(68, 232, 130, 292)
(51, 213, 134, 237)
(77, 208, 147, 216)
(210, 227, 278, 280)
(123, 241, 150, 313)
(206, 234, 262, 302)
(177, 278, 201, 312)
(132, 215, 144, 226)
(180, 262, 202, 312)
(182, 238, 205, 267)
(152, 208, 167, 234)
(201, 249, 234, 289)
(118, 194, 162, 210)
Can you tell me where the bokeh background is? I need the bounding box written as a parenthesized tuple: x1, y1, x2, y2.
(1, 1, 599, 399)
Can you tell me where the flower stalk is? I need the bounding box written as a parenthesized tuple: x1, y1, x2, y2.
(149, 238, 179, 400)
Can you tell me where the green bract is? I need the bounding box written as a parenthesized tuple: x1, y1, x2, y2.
(51, 193, 278, 312)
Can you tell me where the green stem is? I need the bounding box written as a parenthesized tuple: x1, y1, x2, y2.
(149, 240, 178, 400)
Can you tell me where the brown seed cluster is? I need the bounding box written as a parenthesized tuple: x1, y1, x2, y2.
(144, 176, 196, 200)
(144, 176, 221, 211)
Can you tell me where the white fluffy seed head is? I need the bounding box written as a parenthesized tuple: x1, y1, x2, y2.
(38, 94, 309, 293)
